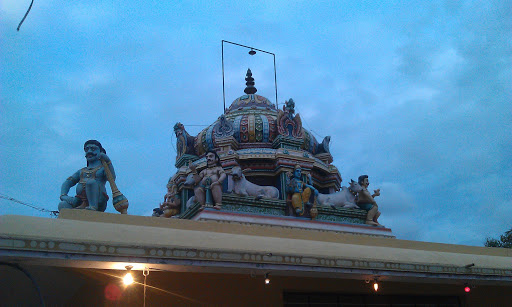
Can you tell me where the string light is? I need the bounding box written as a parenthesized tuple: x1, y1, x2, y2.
(464, 283, 471, 293)
(123, 265, 134, 285)
(264, 273, 270, 285)
(373, 279, 379, 292)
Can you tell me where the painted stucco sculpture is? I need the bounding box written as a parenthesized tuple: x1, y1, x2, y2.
(356, 175, 383, 226)
(230, 165, 279, 199)
(174, 122, 195, 159)
(59, 140, 128, 214)
(277, 98, 303, 138)
(154, 181, 181, 218)
(317, 179, 362, 209)
(189, 150, 226, 210)
(286, 165, 319, 219)
(183, 173, 200, 210)
(162, 69, 387, 229)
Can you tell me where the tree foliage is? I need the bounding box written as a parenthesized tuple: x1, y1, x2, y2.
(485, 228, 512, 248)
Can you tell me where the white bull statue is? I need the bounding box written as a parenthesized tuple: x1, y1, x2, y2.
(317, 179, 363, 209)
(230, 166, 280, 199)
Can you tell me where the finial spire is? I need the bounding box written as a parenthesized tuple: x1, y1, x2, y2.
(244, 68, 257, 94)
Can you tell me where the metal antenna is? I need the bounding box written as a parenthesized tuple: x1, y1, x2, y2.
(221, 40, 279, 113)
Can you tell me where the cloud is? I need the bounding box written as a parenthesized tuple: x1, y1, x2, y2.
(1, 1, 510, 246)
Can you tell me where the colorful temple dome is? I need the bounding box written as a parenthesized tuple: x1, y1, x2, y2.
(174, 69, 333, 177)
(185, 69, 326, 156)
(226, 94, 276, 113)
(169, 67, 341, 222)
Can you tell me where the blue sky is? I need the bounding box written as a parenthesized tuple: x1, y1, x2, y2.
(1, 1, 510, 246)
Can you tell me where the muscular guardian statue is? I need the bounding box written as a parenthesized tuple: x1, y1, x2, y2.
(356, 175, 383, 226)
(189, 150, 226, 210)
(286, 164, 319, 218)
(58, 140, 114, 212)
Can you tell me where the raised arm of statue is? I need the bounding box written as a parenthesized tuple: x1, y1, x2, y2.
(372, 189, 380, 198)
(99, 153, 116, 180)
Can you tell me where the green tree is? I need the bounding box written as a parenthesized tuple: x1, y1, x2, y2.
(485, 228, 512, 248)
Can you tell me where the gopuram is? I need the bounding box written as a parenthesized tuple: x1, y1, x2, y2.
(157, 69, 392, 237)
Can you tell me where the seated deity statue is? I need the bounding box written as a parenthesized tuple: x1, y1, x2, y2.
(189, 150, 226, 211)
(155, 181, 181, 218)
(58, 140, 114, 212)
(286, 165, 318, 219)
(356, 175, 383, 226)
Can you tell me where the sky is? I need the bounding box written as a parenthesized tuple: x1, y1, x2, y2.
(1, 1, 510, 246)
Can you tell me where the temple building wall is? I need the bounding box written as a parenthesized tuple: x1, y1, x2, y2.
(0, 211, 510, 306)
(2, 266, 511, 306)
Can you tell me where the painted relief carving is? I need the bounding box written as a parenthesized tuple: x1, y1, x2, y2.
(277, 98, 303, 138)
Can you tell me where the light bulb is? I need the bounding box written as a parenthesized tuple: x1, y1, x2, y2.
(123, 272, 134, 285)
(264, 273, 270, 285)
(464, 286, 471, 293)
(123, 272, 133, 286)
(373, 281, 379, 291)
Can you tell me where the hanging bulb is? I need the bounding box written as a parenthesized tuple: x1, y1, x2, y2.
(264, 273, 270, 285)
(249, 48, 256, 55)
(464, 283, 471, 293)
(373, 280, 379, 292)
(123, 265, 134, 285)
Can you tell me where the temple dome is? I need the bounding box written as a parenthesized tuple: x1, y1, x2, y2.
(226, 94, 277, 114)
(189, 69, 323, 157)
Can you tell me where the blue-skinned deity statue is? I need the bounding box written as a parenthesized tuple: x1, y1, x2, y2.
(58, 140, 115, 212)
(286, 164, 319, 219)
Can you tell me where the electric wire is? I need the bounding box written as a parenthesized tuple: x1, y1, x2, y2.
(92, 269, 204, 305)
(17, 0, 34, 31)
(143, 268, 149, 307)
(169, 133, 177, 155)
(0, 262, 45, 306)
(295, 107, 325, 139)
(0, 193, 59, 217)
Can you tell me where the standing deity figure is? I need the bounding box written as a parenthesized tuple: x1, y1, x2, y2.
(286, 165, 319, 219)
(189, 150, 226, 211)
(356, 175, 383, 226)
(58, 140, 114, 212)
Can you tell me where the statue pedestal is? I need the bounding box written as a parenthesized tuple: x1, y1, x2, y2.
(192, 209, 394, 238)
(180, 194, 394, 238)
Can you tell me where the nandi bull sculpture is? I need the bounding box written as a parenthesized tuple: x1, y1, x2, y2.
(230, 166, 279, 199)
(316, 179, 362, 209)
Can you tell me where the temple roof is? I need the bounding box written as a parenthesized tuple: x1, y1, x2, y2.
(1, 210, 511, 283)
(226, 93, 276, 114)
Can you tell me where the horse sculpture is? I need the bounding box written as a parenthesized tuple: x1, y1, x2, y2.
(317, 179, 363, 209)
